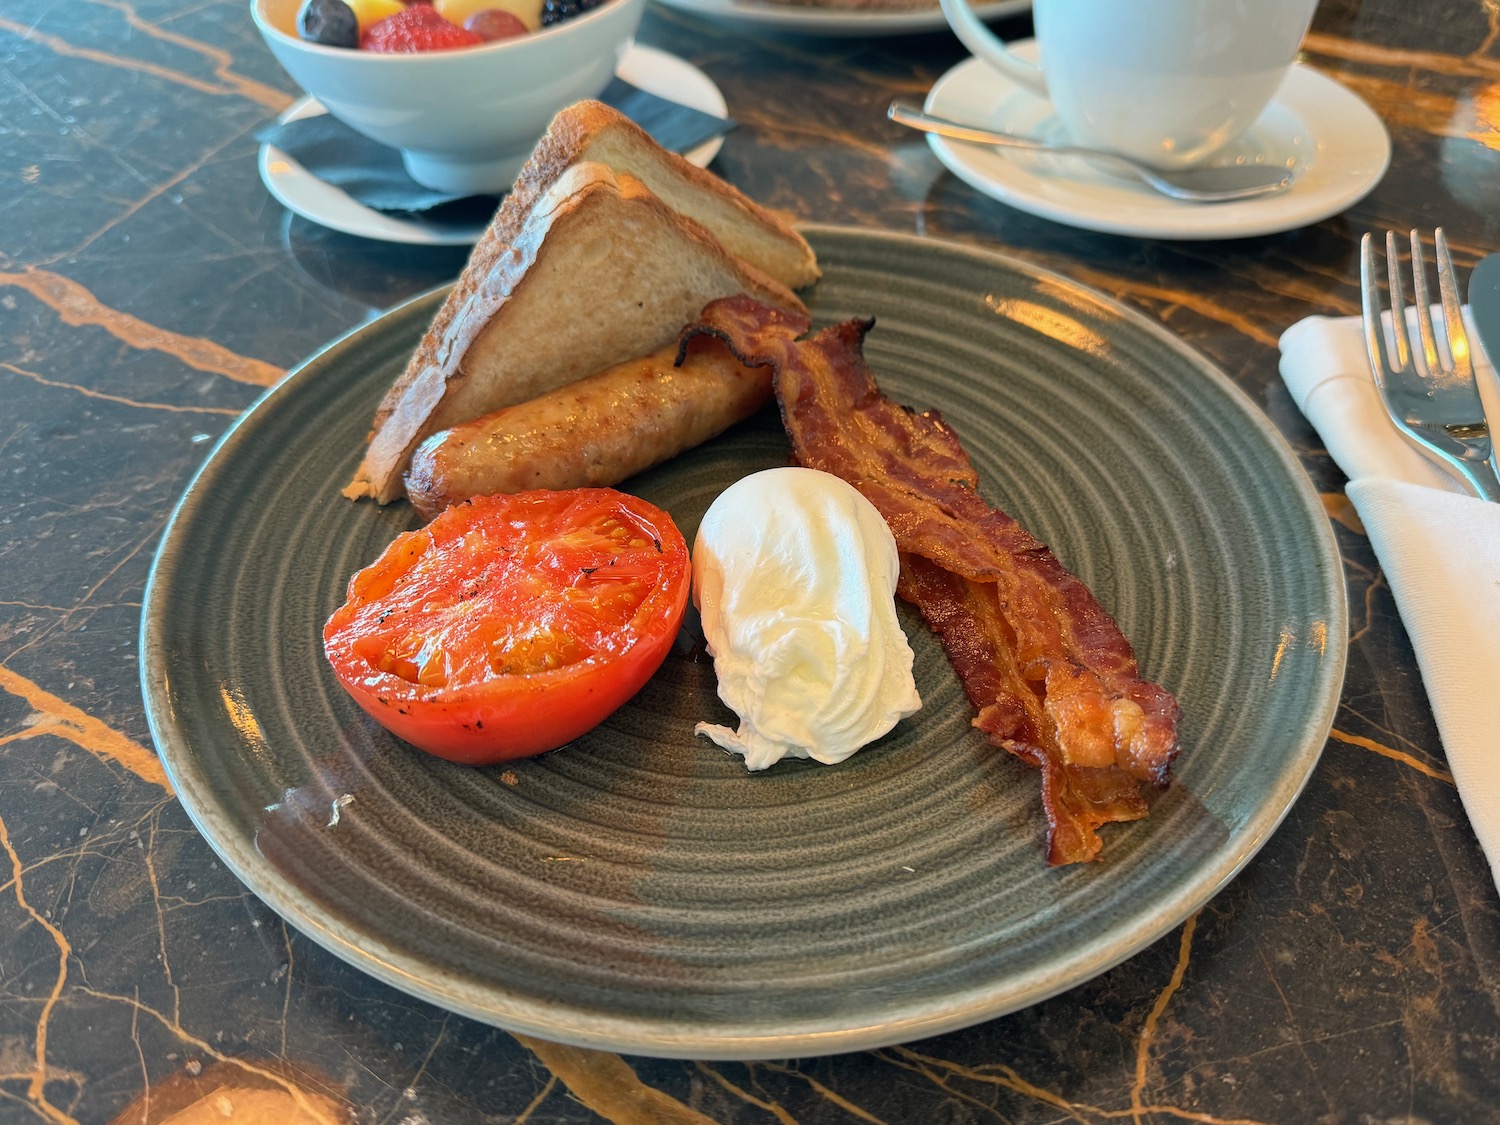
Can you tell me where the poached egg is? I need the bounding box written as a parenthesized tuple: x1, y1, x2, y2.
(692, 466, 921, 771)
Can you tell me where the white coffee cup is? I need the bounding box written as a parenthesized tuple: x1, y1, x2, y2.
(939, 0, 1319, 170)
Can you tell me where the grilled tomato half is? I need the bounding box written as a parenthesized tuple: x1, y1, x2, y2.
(323, 489, 690, 764)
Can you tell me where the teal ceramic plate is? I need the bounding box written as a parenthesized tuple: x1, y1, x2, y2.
(140, 226, 1346, 1060)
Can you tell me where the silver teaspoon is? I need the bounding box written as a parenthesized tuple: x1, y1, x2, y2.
(887, 100, 1295, 204)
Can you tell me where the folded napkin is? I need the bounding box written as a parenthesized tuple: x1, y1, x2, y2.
(1279, 311, 1500, 890)
(257, 79, 736, 214)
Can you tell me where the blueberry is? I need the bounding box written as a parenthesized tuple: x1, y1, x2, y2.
(540, 0, 603, 27)
(297, 0, 359, 47)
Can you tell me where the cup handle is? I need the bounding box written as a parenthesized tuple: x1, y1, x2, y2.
(937, 0, 1048, 98)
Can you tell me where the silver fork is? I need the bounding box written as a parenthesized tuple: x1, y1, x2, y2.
(1359, 227, 1500, 501)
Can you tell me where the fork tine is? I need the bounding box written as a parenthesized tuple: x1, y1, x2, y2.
(1407, 229, 1440, 378)
(1433, 226, 1473, 379)
(1360, 232, 1400, 382)
(1384, 229, 1413, 373)
(1359, 232, 1384, 368)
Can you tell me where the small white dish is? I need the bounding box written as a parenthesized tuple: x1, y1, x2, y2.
(255, 0, 645, 194)
(651, 0, 1027, 38)
(259, 44, 728, 246)
(923, 45, 1391, 240)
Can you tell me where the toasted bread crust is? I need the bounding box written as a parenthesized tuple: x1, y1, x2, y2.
(360, 101, 816, 443)
(537, 101, 820, 289)
(346, 100, 818, 503)
(348, 163, 806, 503)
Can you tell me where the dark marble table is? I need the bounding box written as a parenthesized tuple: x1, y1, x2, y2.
(3, 0, 1498, 1121)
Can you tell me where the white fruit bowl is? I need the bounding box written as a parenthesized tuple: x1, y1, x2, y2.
(252, 0, 645, 193)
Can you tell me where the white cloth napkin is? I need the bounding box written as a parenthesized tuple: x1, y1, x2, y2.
(1279, 311, 1500, 890)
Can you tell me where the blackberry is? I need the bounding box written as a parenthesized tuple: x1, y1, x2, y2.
(540, 0, 603, 26)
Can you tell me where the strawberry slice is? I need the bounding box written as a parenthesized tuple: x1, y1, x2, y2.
(363, 4, 484, 51)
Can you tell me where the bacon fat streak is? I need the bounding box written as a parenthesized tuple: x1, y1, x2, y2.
(679, 295, 1181, 865)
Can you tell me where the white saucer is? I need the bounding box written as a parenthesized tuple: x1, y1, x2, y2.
(923, 47, 1391, 240)
(650, 0, 1028, 38)
(259, 44, 728, 246)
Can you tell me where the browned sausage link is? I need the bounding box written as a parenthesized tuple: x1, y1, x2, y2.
(404, 337, 773, 520)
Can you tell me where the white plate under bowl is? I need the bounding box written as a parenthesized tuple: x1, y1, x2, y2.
(651, 0, 1028, 37)
(259, 43, 727, 246)
(923, 46, 1391, 240)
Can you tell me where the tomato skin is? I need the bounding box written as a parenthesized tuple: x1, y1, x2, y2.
(323, 489, 690, 765)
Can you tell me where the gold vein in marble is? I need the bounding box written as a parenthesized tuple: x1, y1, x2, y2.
(1, 361, 242, 415)
(693, 1062, 799, 1124)
(513, 1075, 559, 1123)
(757, 1061, 888, 1123)
(1329, 728, 1454, 784)
(0, 1053, 85, 1095)
(0, 663, 174, 792)
(0, 270, 285, 388)
(1303, 32, 1500, 81)
(1321, 493, 1366, 536)
(1130, 913, 1197, 1121)
(0, 812, 80, 1125)
(0, 13, 292, 111)
(1332, 71, 1461, 140)
(513, 1035, 718, 1124)
(401, 1011, 451, 1102)
(1284, 47, 1471, 144)
(880, 1048, 1092, 1122)
(1465, 81, 1500, 151)
(886, 1039, 1275, 1124)
(81, 990, 347, 1125)
(144, 819, 183, 1030)
(1348, 567, 1387, 646)
(278, 921, 295, 1059)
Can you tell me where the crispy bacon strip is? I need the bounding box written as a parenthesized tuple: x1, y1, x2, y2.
(680, 295, 1181, 865)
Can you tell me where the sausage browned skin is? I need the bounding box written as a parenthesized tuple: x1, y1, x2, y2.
(404, 336, 773, 520)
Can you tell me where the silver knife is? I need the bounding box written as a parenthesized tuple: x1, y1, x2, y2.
(1466, 254, 1500, 491)
(1468, 253, 1500, 379)
(1467, 252, 1500, 405)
